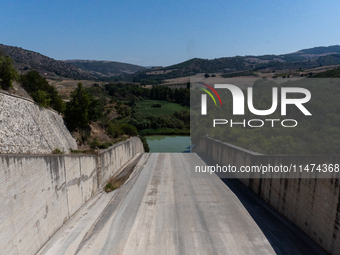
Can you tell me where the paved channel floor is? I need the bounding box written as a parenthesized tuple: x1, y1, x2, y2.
(37, 153, 327, 255)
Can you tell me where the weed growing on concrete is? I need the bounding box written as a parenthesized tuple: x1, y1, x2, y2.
(52, 148, 64, 154)
(105, 183, 115, 193)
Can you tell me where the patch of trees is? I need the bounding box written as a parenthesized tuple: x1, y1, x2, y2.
(64, 83, 104, 131)
(0, 53, 18, 90)
(105, 83, 189, 106)
(106, 122, 137, 138)
(126, 110, 189, 131)
(20, 70, 65, 113)
(150, 86, 189, 106)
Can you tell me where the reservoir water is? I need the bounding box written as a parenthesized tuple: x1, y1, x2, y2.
(145, 136, 191, 153)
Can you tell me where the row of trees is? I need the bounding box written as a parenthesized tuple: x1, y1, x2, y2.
(105, 83, 190, 106)
(126, 110, 189, 131)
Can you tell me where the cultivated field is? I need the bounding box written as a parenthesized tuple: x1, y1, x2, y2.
(47, 78, 105, 99)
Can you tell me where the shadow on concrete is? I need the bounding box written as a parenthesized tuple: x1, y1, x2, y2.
(197, 152, 328, 255)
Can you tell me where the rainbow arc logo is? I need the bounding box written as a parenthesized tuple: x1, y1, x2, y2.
(198, 82, 222, 115)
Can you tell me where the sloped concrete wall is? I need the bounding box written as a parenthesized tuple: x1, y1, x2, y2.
(0, 137, 143, 255)
(0, 91, 77, 154)
(194, 137, 340, 254)
(97, 137, 144, 188)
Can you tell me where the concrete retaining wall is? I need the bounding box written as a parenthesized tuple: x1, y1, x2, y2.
(0, 137, 143, 255)
(193, 137, 340, 254)
(97, 137, 144, 188)
(0, 91, 77, 154)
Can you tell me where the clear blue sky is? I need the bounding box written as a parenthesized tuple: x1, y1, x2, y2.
(1, 0, 339, 66)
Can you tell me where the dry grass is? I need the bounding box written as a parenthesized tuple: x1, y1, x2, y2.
(47, 78, 106, 99)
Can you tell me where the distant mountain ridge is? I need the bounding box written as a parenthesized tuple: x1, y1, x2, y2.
(0, 44, 146, 80)
(63, 59, 146, 77)
(0, 44, 97, 80)
(1, 43, 340, 82)
(295, 45, 340, 55)
(133, 45, 340, 82)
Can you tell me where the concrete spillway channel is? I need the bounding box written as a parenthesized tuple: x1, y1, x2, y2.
(37, 153, 326, 255)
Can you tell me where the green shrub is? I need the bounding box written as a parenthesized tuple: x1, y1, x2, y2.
(32, 90, 52, 107)
(99, 141, 113, 149)
(106, 122, 115, 137)
(89, 138, 101, 149)
(52, 148, 64, 154)
(70, 149, 83, 154)
(105, 183, 115, 192)
(139, 136, 150, 152)
(121, 123, 138, 136)
(105, 141, 113, 147)
(99, 143, 109, 149)
(70, 149, 96, 154)
(89, 139, 113, 150)
(106, 122, 123, 138)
